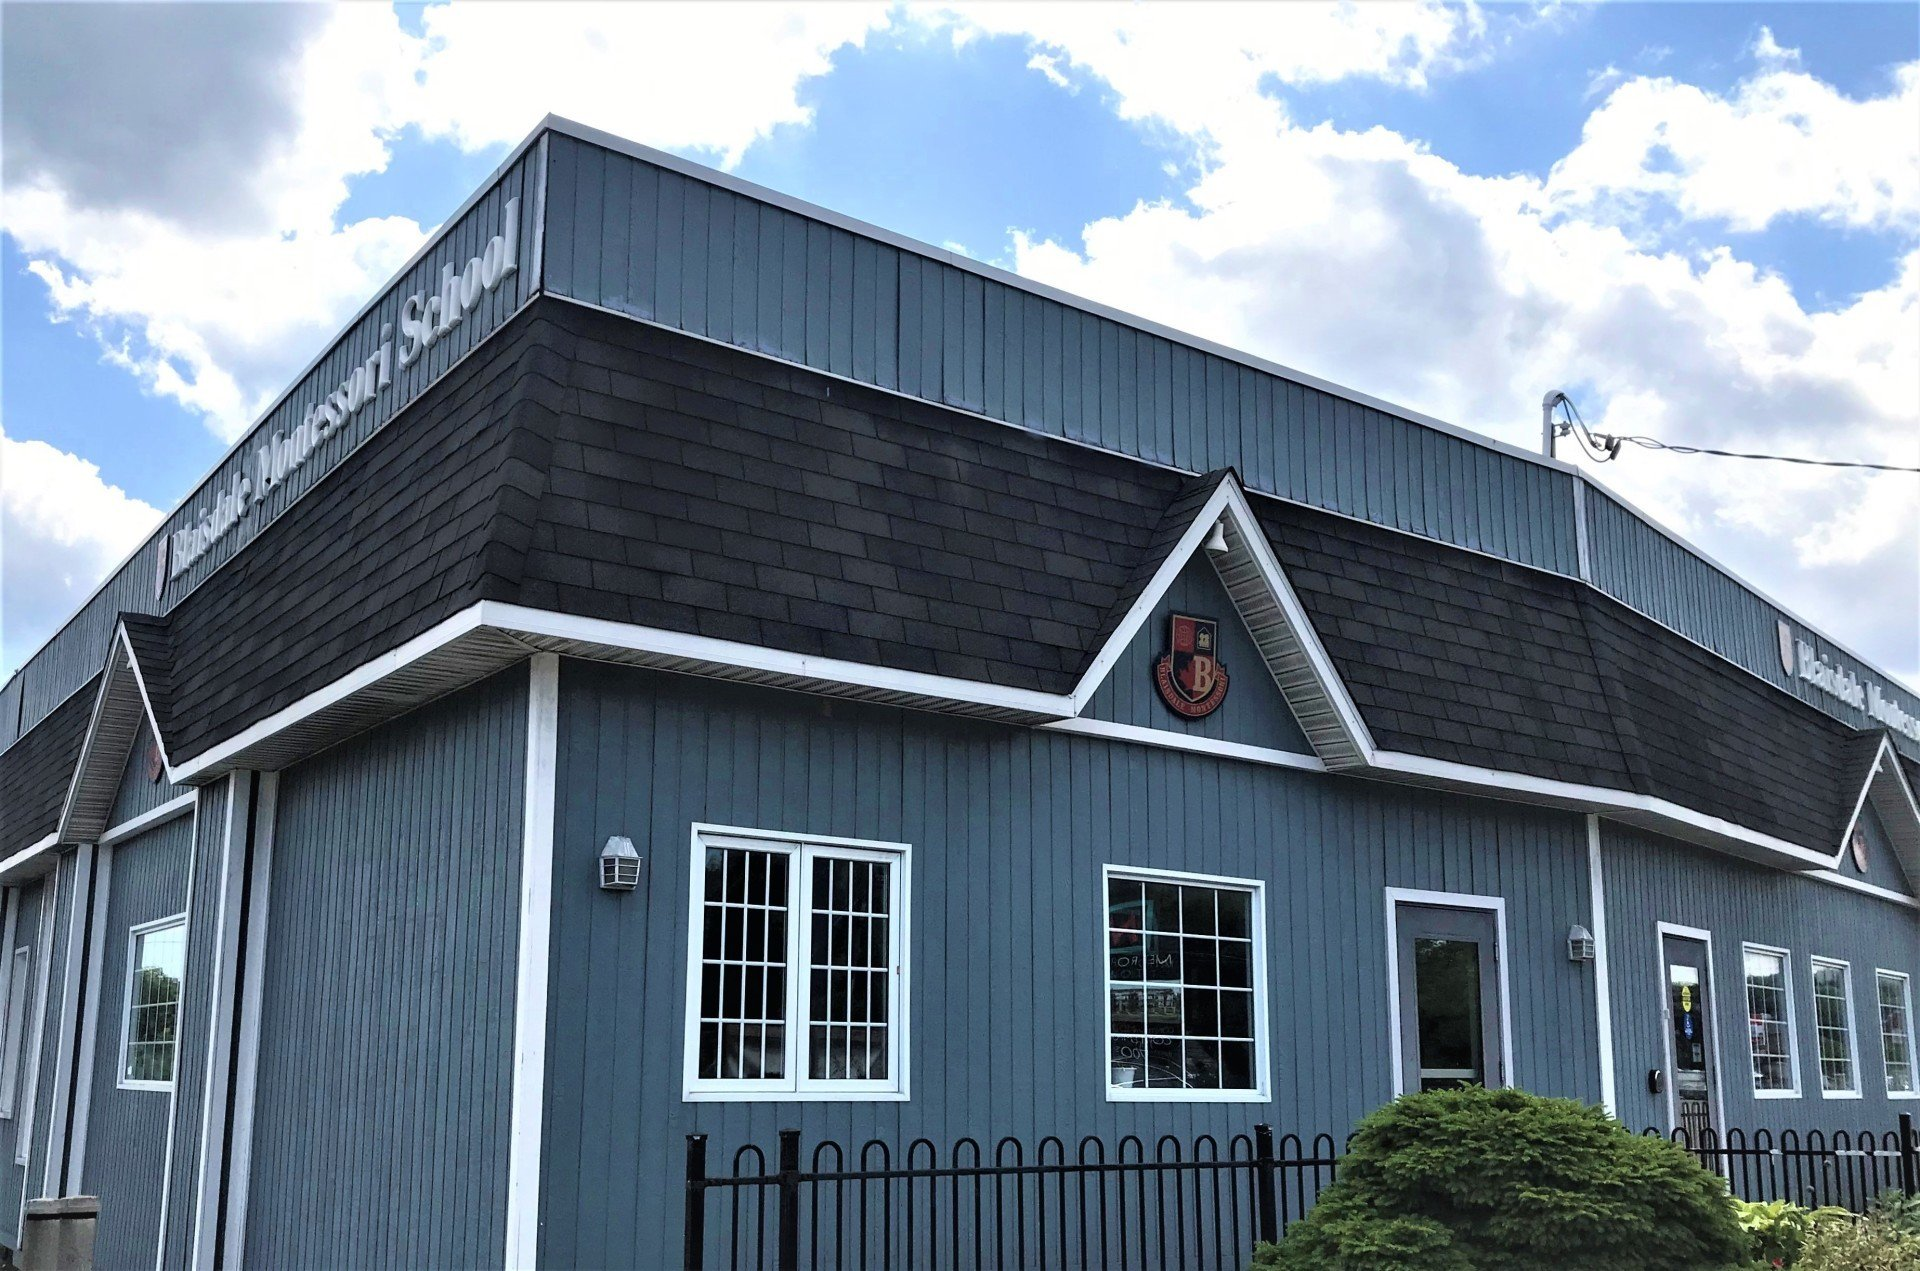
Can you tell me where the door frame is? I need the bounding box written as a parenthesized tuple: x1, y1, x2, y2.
(1384, 888, 1514, 1097)
(1655, 921, 1729, 1137)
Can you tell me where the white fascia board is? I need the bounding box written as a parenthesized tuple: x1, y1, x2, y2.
(1040, 718, 1326, 773)
(55, 625, 176, 842)
(1367, 751, 1834, 870)
(166, 605, 493, 783)
(96, 793, 197, 848)
(1838, 736, 1892, 849)
(52, 647, 127, 843)
(117, 626, 172, 771)
(1067, 480, 1234, 714)
(479, 601, 1075, 718)
(0, 836, 60, 885)
(1799, 870, 1920, 911)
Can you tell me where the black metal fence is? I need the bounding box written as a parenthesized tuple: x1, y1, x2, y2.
(684, 1116, 1920, 1271)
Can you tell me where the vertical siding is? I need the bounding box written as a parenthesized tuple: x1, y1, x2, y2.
(107, 720, 189, 831)
(1855, 805, 1914, 899)
(542, 135, 1583, 585)
(243, 669, 526, 1270)
(540, 661, 1602, 1269)
(0, 146, 543, 748)
(23, 852, 76, 1216)
(0, 878, 46, 1248)
(158, 781, 227, 1271)
(1601, 820, 1920, 1134)
(82, 812, 194, 1271)
(1081, 557, 1311, 753)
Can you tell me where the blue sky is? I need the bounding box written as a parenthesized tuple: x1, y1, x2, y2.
(3, 1, 1916, 684)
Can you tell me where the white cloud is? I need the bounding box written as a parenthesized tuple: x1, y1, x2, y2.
(1548, 59, 1920, 233)
(986, 31, 1919, 683)
(0, 429, 163, 677)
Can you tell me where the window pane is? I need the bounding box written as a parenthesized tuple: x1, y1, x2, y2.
(122, 921, 186, 1085)
(1812, 963, 1856, 1094)
(1106, 875, 1260, 1092)
(1745, 950, 1795, 1092)
(1413, 937, 1484, 1091)
(1881, 973, 1915, 1094)
(697, 847, 789, 1081)
(806, 856, 892, 1082)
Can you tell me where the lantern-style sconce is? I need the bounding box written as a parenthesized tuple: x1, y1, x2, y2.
(1567, 924, 1596, 963)
(600, 836, 641, 891)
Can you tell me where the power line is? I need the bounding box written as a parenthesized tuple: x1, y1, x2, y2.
(1544, 392, 1919, 473)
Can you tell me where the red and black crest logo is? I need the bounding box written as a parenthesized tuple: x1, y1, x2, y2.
(1154, 613, 1229, 719)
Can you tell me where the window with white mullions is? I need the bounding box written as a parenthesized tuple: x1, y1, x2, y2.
(0, 946, 28, 1118)
(1877, 970, 1916, 1097)
(1743, 945, 1799, 1097)
(1810, 958, 1859, 1097)
(684, 827, 909, 1100)
(120, 915, 187, 1091)
(1104, 866, 1268, 1101)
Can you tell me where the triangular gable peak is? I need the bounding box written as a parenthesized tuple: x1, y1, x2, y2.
(57, 621, 172, 843)
(1069, 471, 1374, 768)
(1837, 733, 1920, 894)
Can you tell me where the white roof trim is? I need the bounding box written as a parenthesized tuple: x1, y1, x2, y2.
(55, 626, 171, 844)
(1842, 737, 1920, 893)
(1063, 474, 1375, 767)
(0, 834, 61, 886)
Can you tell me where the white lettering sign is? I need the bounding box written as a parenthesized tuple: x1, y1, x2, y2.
(165, 197, 520, 582)
(1795, 637, 1920, 743)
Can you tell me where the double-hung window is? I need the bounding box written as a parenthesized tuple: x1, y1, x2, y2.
(683, 827, 909, 1100)
(1878, 970, 1917, 1097)
(1810, 958, 1859, 1098)
(1743, 945, 1800, 1097)
(120, 916, 187, 1091)
(1104, 866, 1269, 1101)
(0, 946, 28, 1118)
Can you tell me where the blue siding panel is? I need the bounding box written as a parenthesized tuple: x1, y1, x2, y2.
(1601, 820, 1920, 1134)
(21, 852, 75, 1229)
(540, 661, 1602, 1269)
(106, 720, 188, 830)
(241, 669, 525, 1270)
(0, 876, 48, 1248)
(83, 812, 194, 1270)
(157, 782, 226, 1271)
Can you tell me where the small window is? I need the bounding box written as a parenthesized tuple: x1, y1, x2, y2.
(1743, 945, 1799, 1097)
(0, 946, 28, 1118)
(1878, 971, 1917, 1097)
(120, 917, 187, 1091)
(1810, 958, 1859, 1097)
(1104, 866, 1268, 1102)
(682, 827, 909, 1100)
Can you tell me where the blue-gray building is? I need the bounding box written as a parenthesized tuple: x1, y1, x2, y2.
(0, 116, 1917, 1269)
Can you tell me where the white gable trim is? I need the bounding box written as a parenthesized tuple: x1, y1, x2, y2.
(56, 626, 172, 844)
(1839, 737, 1920, 893)
(1063, 474, 1375, 767)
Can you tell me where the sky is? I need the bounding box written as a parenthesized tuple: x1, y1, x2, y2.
(2, 1, 1916, 688)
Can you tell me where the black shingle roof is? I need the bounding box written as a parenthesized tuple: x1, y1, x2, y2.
(0, 673, 97, 855)
(95, 296, 1891, 862)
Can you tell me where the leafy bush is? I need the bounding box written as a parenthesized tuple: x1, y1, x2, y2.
(1794, 1210, 1920, 1270)
(1732, 1196, 1851, 1267)
(1252, 1087, 1747, 1271)
(1866, 1188, 1920, 1239)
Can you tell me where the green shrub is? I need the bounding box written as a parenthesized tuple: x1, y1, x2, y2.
(1732, 1196, 1852, 1266)
(1867, 1188, 1920, 1239)
(1254, 1087, 1748, 1271)
(1794, 1210, 1920, 1270)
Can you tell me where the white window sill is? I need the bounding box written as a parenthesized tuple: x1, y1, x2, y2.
(1106, 1088, 1269, 1104)
(1887, 1089, 1920, 1100)
(1819, 1089, 1863, 1100)
(117, 1079, 172, 1094)
(1753, 1088, 1803, 1100)
(683, 1088, 910, 1103)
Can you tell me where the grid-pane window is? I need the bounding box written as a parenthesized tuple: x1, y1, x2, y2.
(122, 919, 186, 1088)
(0, 946, 28, 1117)
(686, 831, 906, 1098)
(1744, 947, 1797, 1094)
(1811, 960, 1857, 1095)
(1879, 971, 1916, 1095)
(1105, 869, 1265, 1099)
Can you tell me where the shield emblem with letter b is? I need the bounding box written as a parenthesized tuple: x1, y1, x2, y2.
(1777, 620, 1795, 677)
(1155, 613, 1230, 719)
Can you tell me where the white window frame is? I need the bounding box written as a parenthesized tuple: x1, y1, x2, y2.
(1385, 888, 1515, 1097)
(1809, 956, 1861, 1099)
(0, 944, 29, 1118)
(681, 824, 911, 1102)
(1742, 942, 1802, 1099)
(1102, 864, 1272, 1104)
(1875, 969, 1920, 1100)
(117, 913, 188, 1093)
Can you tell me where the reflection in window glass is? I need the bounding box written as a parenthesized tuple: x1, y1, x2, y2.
(1744, 949, 1796, 1093)
(123, 920, 185, 1085)
(1878, 971, 1915, 1095)
(1107, 874, 1259, 1093)
(1811, 960, 1857, 1095)
(1414, 938, 1484, 1091)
